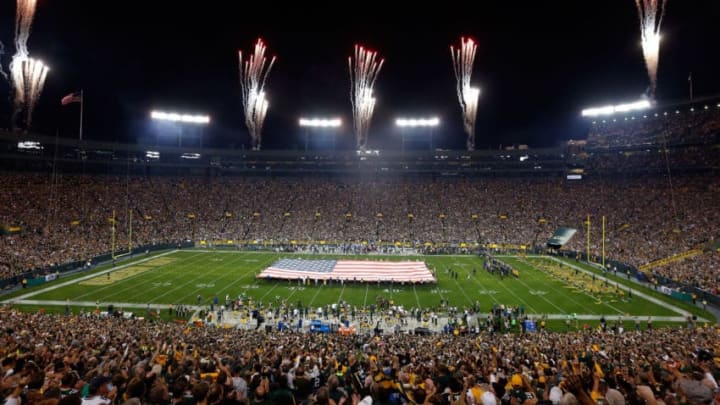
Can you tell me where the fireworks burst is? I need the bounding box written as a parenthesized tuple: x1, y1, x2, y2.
(451, 37, 480, 151)
(23, 58, 50, 129)
(348, 45, 384, 150)
(635, 0, 668, 97)
(247, 89, 268, 145)
(11, 57, 49, 129)
(239, 38, 276, 150)
(10, 0, 47, 130)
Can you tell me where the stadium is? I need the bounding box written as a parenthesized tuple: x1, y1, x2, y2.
(0, 2, 719, 405)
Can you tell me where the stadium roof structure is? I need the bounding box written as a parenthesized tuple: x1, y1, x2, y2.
(0, 130, 568, 176)
(2, 93, 718, 178)
(584, 95, 720, 122)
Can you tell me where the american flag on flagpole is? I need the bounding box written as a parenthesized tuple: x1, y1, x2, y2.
(61, 91, 82, 106)
(258, 259, 436, 283)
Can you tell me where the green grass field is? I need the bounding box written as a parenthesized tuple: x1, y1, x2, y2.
(2, 250, 713, 330)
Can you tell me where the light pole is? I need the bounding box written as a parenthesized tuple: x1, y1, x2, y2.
(150, 111, 211, 147)
(395, 117, 440, 153)
(299, 118, 342, 151)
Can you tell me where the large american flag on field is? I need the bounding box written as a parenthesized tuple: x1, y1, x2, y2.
(258, 259, 436, 283)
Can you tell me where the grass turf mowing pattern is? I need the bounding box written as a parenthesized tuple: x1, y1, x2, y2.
(20, 250, 699, 321)
(501, 256, 675, 317)
(536, 256, 711, 320)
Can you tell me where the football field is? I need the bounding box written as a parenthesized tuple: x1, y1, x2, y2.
(3, 250, 711, 329)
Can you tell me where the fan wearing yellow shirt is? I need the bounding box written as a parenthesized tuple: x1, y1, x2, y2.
(465, 375, 484, 405)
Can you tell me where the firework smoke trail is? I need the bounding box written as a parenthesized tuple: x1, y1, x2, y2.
(450, 37, 479, 151)
(23, 58, 48, 129)
(0, 42, 7, 81)
(248, 89, 268, 144)
(462, 86, 480, 151)
(635, 0, 667, 97)
(11, 0, 40, 130)
(14, 0, 37, 58)
(348, 45, 384, 150)
(238, 38, 276, 150)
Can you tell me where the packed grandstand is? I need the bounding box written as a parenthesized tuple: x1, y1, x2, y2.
(1, 99, 718, 294)
(0, 98, 719, 405)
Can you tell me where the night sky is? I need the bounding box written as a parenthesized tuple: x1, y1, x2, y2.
(1, 1, 719, 150)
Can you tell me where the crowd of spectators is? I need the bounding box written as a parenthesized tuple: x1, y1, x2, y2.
(580, 105, 720, 175)
(0, 309, 718, 405)
(0, 172, 718, 294)
(1, 103, 719, 293)
(586, 107, 720, 150)
(651, 251, 720, 296)
(583, 146, 720, 173)
(1, 101, 720, 405)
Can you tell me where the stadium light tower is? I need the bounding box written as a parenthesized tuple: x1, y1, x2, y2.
(150, 110, 210, 147)
(580, 100, 651, 117)
(395, 117, 440, 153)
(298, 117, 342, 151)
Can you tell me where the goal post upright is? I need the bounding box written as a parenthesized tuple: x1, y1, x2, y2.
(111, 209, 116, 259)
(111, 209, 133, 260)
(128, 210, 133, 254)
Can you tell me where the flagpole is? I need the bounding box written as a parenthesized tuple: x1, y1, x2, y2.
(79, 90, 84, 141)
